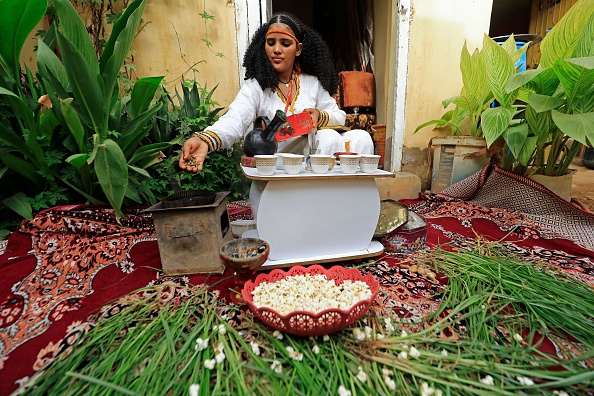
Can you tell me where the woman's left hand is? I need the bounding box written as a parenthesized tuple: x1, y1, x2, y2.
(303, 108, 319, 125)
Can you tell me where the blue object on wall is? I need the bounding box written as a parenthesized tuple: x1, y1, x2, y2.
(490, 34, 542, 72)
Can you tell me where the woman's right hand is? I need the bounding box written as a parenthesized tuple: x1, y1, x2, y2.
(179, 136, 209, 173)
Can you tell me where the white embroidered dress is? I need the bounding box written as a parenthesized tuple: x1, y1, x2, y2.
(205, 73, 373, 155)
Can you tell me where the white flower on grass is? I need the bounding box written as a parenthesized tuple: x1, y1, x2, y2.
(189, 384, 200, 396)
(353, 328, 366, 341)
(553, 391, 569, 396)
(401, 330, 408, 337)
(250, 341, 261, 356)
(356, 366, 367, 382)
(420, 382, 435, 396)
(516, 376, 534, 386)
(376, 333, 385, 340)
(312, 345, 320, 354)
(286, 346, 303, 361)
(384, 317, 395, 333)
(513, 333, 523, 342)
(323, 335, 330, 342)
(409, 346, 420, 358)
(398, 351, 408, 360)
(195, 337, 209, 351)
(271, 360, 282, 373)
(382, 367, 394, 377)
(435, 390, 443, 396)
(440, 349, 448, 357)
(364, 326, 373, 339)
(204, 359, 216, 370)
(189, 383, 200, 396)
(215, 352, 226, 364)
(383, 374, 396, 391)
(338, 385, 351, 396)
(214, 343, 224, 355)
(273, 330, 284, 340)
(480, 375, 494, 386)
(218, 324, 227, 335)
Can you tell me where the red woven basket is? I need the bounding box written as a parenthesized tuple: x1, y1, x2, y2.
(242, 265, 380, 337)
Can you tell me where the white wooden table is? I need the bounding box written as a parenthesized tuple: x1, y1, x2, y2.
(241, 164, 395, 269)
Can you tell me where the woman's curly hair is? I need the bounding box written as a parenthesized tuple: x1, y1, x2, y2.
(243, 12, 338, 95)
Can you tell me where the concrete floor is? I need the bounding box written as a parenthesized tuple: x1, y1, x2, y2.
(571, 163, 594, 212)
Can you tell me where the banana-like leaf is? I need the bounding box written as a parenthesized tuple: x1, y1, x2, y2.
(128, 142, 172, 165)
(37, 40, 71, 93)
(526, 104, 553, 145)
(94, 139, 128, 218)
(518, 136, 538, 166)
(56, 32, 105, 136)
(0, 0, 47, 81)
(66, 153, 89, 169)
(52, 0, 99, 76)
(539, 0, 594, 67)
(128, 164, 150, 178)
(528, 92, 565, 113)
(557, 57, 594, 110)
(61, 98, 86, 152)
(3, 192, 33, 220)
(100, 0, 147, 106)
(574, 13, 594, 57)
(502, 122, 529, 158)
(118, 103, 163, 159)
(481, 106, 516, 147)
(552, 110, 594, 146)
(128, 76, 164, 118)
(483, 35, 517, 107)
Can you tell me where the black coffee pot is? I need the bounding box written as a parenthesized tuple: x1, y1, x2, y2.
(242, 110, 287, 157)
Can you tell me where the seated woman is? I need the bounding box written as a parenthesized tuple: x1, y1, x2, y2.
(179, 12, 373, 172)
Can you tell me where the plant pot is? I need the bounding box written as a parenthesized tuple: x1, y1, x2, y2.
(430, 136, 491, 194)
(528, 170, 574, 201)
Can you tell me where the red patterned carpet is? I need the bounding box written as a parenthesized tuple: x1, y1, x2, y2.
(1, 176, 594, 394)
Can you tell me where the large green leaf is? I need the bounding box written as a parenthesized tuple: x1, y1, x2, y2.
(574, 13, 594, 57)
(558, 57, 594, 111)
(552, 110, 594, 146)
(100, 0, 147, 106)
(483, 35, 516, 107)
(3, 192, 33, 220)
(539, 0, 594, 68)
(0, 115, 33, 156)
(52, 0, 99, 76)
(118, 103, 163, 158)
(61, 98, 86, 152)
(56, 32, 105, 135)
(481, 106, 515, 147)
(502, 122, 529, 158)
(129, 76, 164, 118)
(0, 0, 47, 81)
(37, 40, 71, 92)
(128, 142, 172, 165)
(528, 92, 565, 113)
(94, 139, 127, 218)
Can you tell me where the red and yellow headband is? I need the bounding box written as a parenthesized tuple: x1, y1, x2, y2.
(266, 30, 300, 45)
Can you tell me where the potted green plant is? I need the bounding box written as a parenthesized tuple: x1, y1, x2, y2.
(0, 0, 172, 226)
(415, 35, 529, 193)
(499, 0, 594, 199)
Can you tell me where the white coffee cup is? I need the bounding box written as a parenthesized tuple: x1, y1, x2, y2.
(254, 155, 278, 176)
(339, 154, 361, 174)
(309, 154, 333, 174)
(283, 154, 304, 175)
(359, 154, 381, 173)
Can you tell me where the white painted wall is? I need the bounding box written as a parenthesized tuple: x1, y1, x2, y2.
(404, 0, 493, 149)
